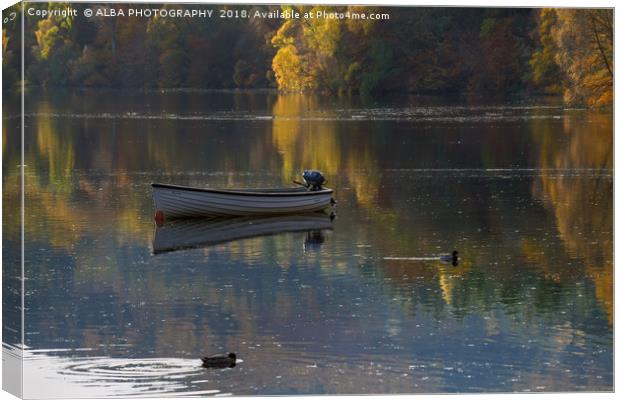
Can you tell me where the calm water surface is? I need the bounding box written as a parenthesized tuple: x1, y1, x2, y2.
(2, 90, 613, 396)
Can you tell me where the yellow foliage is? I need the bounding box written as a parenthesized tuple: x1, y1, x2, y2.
(272, 45, 311, 92)
(303, 7, 341, 56)
(36, 19, 60, 60)
(270, 5, 371, 93)
(550, 9, 613, 106)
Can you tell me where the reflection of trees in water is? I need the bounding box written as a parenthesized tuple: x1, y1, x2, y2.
(4, 92, 613, 360)
(530, 113, 613, 324)
(8, 100, 153, 251)
(350, 113, 613, 330)
(271, 94, 382, 207)
(360, 258, 474, 319)
(7, 93, 286, 252)
(271, 95, 341, 180)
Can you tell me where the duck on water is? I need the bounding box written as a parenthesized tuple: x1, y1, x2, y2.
(201, 353, 237, 369)
(440, 250, 459, 265)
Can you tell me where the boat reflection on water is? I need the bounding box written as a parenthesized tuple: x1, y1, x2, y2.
(152, 213, 334, 255)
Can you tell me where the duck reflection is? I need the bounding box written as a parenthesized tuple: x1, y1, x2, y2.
(152, 213, 333, 255)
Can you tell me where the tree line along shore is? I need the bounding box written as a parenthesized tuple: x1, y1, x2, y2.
(2, 4, 613, 106)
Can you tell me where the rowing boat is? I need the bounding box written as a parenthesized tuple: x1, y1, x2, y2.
(151, 182, 334, 218)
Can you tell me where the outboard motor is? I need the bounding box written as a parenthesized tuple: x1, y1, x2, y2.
(302, 170, 326, 191)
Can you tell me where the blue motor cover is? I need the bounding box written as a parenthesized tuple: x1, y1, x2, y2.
(302, 170, 326, 190)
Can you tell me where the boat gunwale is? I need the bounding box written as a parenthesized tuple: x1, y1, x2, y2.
(151, 182, 334, 197)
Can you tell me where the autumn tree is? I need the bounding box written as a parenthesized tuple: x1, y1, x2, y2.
(529, 9, 562, 93)
(271, 5, 397, 94)
(31, 3, 79, 86)
(469, 15, 530, 94)
(534, 8, 613, 106)
(12, 4, 611, 104)
(271, 6, 340, 92)
(272, 19, 311, 91)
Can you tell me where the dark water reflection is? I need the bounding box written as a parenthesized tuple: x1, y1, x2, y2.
(2, 90, 612, 395)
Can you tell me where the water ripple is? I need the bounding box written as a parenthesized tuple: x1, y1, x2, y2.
(11, 346, 222, 398)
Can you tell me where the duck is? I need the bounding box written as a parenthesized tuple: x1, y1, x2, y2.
(201, 352, 236, 369)
(440, 250, 459, 265)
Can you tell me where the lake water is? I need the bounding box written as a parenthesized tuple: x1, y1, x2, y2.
(2, 90, 613, 396)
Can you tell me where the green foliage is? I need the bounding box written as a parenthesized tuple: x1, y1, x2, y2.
(344, 62, 362, 90)
(479, 17, 496, 38)
(360, 40, 395, 95)
(28, 3, 80, 86)
(529, 9, 562, 93)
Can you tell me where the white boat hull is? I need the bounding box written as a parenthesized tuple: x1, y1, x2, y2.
(152, 183, 334, 218)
